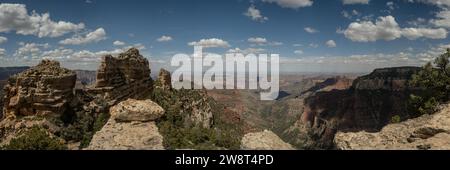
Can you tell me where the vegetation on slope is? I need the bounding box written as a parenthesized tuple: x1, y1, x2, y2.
(151, 81, 242, 150)
(409, 49, 450, 115)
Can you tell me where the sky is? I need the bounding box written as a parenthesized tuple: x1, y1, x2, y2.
(1, 0, 450, 73)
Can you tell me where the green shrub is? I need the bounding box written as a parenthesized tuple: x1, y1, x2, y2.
(3, 126, 66, 150)
(409, 48, 450, 115)
(390, 115, 401, 123)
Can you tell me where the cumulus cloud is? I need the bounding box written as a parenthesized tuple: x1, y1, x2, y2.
(244, 5, 268, 22)
(326, 40, 337, 47)
(262, 0, 313, 9)
(188, 38, 230, 48)
(304, 27, 318, 33)
(13, 42, 50, 60)
(113, 40, 125, 46)
(402, 27, 448, 40)
(343, 15, 447, 42)
(59, 28, 106, 45)
(342, 0, 370, 5)
(157, 35, 173, 42)
(0, 36, 7, 44)
(431, 10, 450, 28)
(0, 3, 85, 38)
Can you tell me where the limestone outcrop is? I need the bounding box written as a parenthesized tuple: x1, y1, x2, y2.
(87, 98, 165, 150)
(241, 130, 294, 150)
(2, 60, 76, 118)
(335, 104, 450, 150)
(87, 48, 152, 104)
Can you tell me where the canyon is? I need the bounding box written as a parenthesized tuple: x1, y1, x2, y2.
(0, 49, 447, 150)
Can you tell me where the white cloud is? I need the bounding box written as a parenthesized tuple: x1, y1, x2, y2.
(304, 27, 318, 33)
(113, 40, 125, 46)
(431, 10, 450, 28)
(326, 40, 337, 47)
(248, 37, 268, 44)
(415, 0, 450, 7)
(309, 43, 319, 48)
(188, 38, 230, 48)
(294, 50, 304, 54)
(343, 15, 447, 42)
(262, 0, 313, 9)
(0, 3, 85, 38)
(13, 42, 50, 60)
(227, 47, 266, 54)
(0, 36, 7, 44)
(386, 1, 395, 10)
(402, 27, 447, 40)
(244, 5, 268, 22)
(342, 10, 360, 19)
(0, 48, 5, 58)
(59, 28, 106, 45)
(342, 0, 370, 5)
(157, 35, 173, 42)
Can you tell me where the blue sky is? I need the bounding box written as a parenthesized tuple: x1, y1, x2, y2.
(0, 0, 450, 73)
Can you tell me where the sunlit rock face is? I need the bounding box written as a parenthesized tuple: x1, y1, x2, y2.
(2, 60, 76, 118)
(87, 48, 153, 104)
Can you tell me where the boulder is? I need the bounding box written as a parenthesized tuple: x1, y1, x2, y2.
(86, 119, 164, 150)
(110, 99, 164, 122)
(87, 99, 165, 150)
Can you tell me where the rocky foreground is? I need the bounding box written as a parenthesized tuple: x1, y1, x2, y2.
(87, 99, 165, 150)
(335, 103, 450, 150)
(241, 130, 294, 150)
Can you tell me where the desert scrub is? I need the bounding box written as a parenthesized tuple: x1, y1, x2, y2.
(2, 126, 66, 150)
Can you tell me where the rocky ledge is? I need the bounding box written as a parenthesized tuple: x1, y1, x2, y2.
(241, 130, 294, 150)
(87, 99, 165, 150)
(335, 103, 450, 150)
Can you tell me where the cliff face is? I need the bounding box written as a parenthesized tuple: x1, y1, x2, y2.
(87, 48, 153, 103)
(288, 67, 422, 148)
(302, 67, 421, 131)
(2, 60, 76, 118)
(335, 103, 450, 150)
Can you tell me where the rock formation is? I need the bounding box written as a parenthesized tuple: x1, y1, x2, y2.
(87, 48, 152, 104)
(2, 60, 76, 118)
(335, 104, 450, 150)
(157, 69, 171, 90)
(241, 130, 294, 150)
(301, 67, 421, 130)
(87, 99, 165, 150)
(286, 67, 423, 149)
